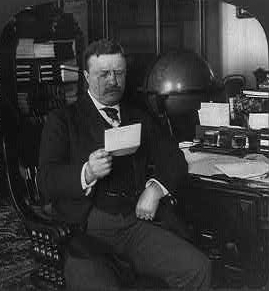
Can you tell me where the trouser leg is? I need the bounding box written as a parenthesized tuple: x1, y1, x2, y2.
(64, 252, 120, 291)
(125, 220, 211, 290)
(86, 208, 211, 290)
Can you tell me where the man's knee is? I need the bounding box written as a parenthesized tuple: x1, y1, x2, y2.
(166, 250, 211, 290)
(64, 254, 120, 290)
(185, 251, 211, 290)
(195, 253, 211, 290)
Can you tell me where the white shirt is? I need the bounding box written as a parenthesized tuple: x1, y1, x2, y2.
(89, 91, 121, 127)
(81, 91, 168, 197)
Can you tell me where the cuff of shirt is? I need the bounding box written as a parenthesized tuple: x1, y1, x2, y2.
(145, 178, 169, 197)
(81, 162, 97, 196)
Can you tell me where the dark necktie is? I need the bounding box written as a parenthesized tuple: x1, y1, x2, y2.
(101, 107, 120, 123)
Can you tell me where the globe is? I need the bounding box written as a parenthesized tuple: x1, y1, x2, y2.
(144, 50, 215, 115)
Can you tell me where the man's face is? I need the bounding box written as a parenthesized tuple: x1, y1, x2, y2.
(84, 53, 126, 106)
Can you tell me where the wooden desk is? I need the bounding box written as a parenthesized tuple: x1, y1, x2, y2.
(180, 149, 269, 288)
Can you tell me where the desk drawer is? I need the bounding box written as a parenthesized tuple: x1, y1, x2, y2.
(182, 187, 258, 237)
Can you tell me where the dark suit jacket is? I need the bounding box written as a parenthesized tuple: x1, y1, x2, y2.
(37, 94, 188, 224)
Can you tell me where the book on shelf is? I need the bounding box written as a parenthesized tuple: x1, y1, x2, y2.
(17, 39, 56, 59)
(16, 71, 33, 82)
(17, 77, 32, 82)
(16, 61, 34, 82)
(16, 38, 34, 59)
(34, 42, 55, 58)
(16, 72, 33, 82)
(39, 62, 54, 82)
(40, 64, 53, 69)
(16, 64, 32, 69)
(40, 76, 54, 82)
(58, 64, 79, 82)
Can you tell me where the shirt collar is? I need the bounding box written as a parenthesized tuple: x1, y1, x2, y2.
(88, 89, 120, 112)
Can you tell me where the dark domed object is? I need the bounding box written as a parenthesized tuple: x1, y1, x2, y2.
(144, 50, 215, 115)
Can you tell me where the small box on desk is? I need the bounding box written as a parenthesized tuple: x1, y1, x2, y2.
(192, 125, 258, 156)
(258, 128, 269, 156)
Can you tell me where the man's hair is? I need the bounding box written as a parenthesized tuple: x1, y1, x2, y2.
(84, 39, 125, 71)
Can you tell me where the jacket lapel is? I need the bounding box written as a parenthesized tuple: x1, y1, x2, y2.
(77, 93, 106, 147)
(120, 100, 146, 193)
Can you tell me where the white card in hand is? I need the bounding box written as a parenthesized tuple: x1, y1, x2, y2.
(105, 123, 141, 156)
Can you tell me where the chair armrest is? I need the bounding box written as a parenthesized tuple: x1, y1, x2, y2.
(22, 206, 75, 264)
(25, 215, 71, 243)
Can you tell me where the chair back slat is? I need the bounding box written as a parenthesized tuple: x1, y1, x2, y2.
(19, 165, 41, 205)
(2, 100, 46, 217)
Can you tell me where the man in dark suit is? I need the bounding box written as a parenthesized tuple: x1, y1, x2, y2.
(37, 39, 211, 290)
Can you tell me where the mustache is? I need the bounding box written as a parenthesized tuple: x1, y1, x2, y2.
(104, 86, 122, 94)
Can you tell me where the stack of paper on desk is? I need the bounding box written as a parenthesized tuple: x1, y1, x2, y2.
(105, 123, 141, 156)
(215, 160, 269, 179)
(249, 113, 269, 129)
(185, 151, 243, 176)
(199, 102, 230, 126)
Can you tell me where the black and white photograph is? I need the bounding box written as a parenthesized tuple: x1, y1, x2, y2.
(0, 0, 269, 290)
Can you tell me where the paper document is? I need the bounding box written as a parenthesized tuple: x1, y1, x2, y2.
(215, 161, 269, 179)
(249, 113, 269, 129)
(178, 141, 196, 149)
(105, 123, 141, 156)
(186, 153, 242, 176)
(199, 102, 230, 126)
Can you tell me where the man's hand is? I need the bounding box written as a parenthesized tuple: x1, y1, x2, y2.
(85, 149, 112, 184)
(136, 181, 163, 220)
